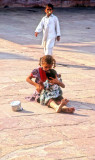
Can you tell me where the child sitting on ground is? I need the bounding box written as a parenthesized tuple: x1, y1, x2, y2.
(26, 55, 56, 102)
(40, 69, 75, 113)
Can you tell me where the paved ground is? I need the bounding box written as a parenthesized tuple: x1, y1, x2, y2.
(0, 7, 95, 160)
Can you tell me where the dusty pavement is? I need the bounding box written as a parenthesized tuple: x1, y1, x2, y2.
(0, 7, 95, 160)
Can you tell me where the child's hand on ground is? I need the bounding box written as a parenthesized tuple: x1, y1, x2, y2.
(35, 32, 38, 37)
(56, 36, 60, 41)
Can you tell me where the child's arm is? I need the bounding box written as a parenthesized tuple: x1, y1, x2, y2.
(55, 17, 61, 41)
(49, 76, 65, 88)
(26, 75, 44, 93)
(57, 79, 65, 88)
(35, 17, 44, 37)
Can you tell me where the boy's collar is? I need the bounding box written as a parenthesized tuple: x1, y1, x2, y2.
(45, 14, 53, 18)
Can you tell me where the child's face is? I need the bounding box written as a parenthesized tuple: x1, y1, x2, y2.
(45, 6, 53, 17)
(42, 63, 52, 71)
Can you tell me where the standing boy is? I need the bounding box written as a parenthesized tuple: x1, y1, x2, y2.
(35, 3, 61, 55)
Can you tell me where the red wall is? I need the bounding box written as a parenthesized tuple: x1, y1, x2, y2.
(0, 0, 95, 7)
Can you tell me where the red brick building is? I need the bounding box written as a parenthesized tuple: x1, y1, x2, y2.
(0, 0, 95, 7)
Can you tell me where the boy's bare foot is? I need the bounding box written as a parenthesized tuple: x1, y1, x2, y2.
(56, 99, 68, 113)
(62, 107, 75, 114)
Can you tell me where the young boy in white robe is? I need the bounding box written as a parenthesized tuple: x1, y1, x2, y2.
(35, 3, 61, 55)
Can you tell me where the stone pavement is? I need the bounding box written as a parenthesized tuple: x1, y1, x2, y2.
(0, 7, 95, 160)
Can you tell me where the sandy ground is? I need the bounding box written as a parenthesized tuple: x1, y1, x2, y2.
(0, 7, 95, 160)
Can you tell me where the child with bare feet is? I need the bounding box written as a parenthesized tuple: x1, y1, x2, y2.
(40, 69, 75, 113)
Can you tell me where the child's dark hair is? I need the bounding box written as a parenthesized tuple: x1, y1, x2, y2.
(46, 69, 57, 80)
(46, 3, 54, 10)
(39, 55, 56, 68)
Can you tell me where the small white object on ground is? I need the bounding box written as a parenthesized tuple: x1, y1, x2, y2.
(10, 101, 23, 112)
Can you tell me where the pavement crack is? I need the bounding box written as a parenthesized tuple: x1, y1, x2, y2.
(0, 120, 87, 132)
(22, 140, 62, 150)
(0, 140, 62, 160)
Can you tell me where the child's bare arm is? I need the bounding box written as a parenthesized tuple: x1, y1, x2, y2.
(26, 75, 37, 86)
(57, 80, 65, 88)
(49, 76, 65, 88)
(26, 75, 44, 92)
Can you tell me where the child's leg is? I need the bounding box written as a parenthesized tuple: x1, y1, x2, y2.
(55, 98, 75, 114)
(56, 99, 69, 105)
(44, 47, 46, 54)
(62, 106, 75, 113)
(45, 48, 53, 55)
(49, 99, 67, 113)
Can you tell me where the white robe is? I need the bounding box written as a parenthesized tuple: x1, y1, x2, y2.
(35, 14, 61, 55)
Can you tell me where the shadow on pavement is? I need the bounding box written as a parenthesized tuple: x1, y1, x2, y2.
(57, 63, 95, 70)
(60, 112, 89, 117)
(70, 100, 95, 110)
(20, 109, 34, 114)
(57, 42, 95, 55)
(0, 52, 38, 61)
